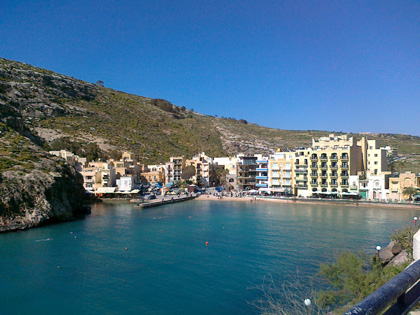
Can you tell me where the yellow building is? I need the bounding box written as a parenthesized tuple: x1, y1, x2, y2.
(308, 134, 363, 197)
(268, 150, 295, 194)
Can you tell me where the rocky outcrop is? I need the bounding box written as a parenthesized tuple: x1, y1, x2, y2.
(379, 241, 410, 267)
(0, 159, 87, 232)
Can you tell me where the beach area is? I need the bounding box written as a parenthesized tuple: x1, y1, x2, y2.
(195, 194, 420, 210)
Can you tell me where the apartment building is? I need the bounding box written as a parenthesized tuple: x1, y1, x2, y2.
(255, 155, 269, 189)
(237, 155, 257, 191)
(308, 134, 363, 197)
(142, 164, 165, 185)
(169, 156, 186, 182)
(186, 152, 213, 186)
(267, 150, 294, 194)
(294, 149, 310, 197)
(111, 152, 142, 183)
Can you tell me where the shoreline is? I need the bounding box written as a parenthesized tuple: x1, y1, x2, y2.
(196, 194, 420, 210)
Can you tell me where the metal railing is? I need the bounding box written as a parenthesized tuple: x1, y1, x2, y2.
(344, 259, 420, 314)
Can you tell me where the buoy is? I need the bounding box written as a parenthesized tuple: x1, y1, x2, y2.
(57, 266, 61, 269)
(125, 247, 128, 251)
(205, 241, 209, 246)
(74, 236, 77, 239)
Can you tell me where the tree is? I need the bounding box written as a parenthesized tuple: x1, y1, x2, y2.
(84, 142, 101, 162)
(403, 187, 418, 200)
(211, 166, 229, 187)
(181, 165, 196, 181)
(96, 80, 104, 87)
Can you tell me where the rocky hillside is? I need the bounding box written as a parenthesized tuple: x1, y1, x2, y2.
(1, 57, 420, 171)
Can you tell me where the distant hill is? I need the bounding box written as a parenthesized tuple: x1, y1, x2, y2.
(1, 57, 419, 172)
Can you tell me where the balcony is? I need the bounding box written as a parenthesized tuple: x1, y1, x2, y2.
(341, 165, 349, 170)
(320, 156, 328, 161)
(310, 156, 318, 161)
(237, 176, 254, 179)
(256, 183, 268, 188)
(320, 174, 328, 179)
(311, 174, 318, 177)
(341, 155, 349, 161)
(311, 183, 318, 186)
(330, 156, 338, 161)
(295, 163, 308, 167)
(256, 160, 268, 164)
(330, 183, 338, 187)
(295, 177, 308, 182)
(330, 174, 338, 179)
(321, 183, 328, 187)
(330, 165, 338, 170)
(256, 176, 268, 180)
(283, 174, 292, 179)
(256, 168, 268, 172)
(320, 165, 328, 170)
(295, 185, 308, 189)
(295, 169, 307, 174)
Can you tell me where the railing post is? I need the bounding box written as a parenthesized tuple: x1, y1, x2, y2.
(413, 230, 420, 261)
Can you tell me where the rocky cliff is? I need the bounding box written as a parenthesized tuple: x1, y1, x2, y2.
(0, 107, 87, 232)
(0, 162, 86, 232)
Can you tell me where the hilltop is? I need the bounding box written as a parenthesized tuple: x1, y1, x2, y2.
(1, 57, 420, 172)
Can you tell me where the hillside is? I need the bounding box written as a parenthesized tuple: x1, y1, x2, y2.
(1, 57, 420, 172)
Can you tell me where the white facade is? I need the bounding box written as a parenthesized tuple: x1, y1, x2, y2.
(116, 176, 135, 192)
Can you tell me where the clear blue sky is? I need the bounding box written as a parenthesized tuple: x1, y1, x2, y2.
(1, 0, 419, 135)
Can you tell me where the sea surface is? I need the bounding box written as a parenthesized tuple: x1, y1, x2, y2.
(0, 200, 418, 314)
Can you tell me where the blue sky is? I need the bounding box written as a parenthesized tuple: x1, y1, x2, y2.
(1, 0, 419, 135)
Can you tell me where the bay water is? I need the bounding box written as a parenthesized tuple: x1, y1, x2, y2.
(0, 200, 418, 314)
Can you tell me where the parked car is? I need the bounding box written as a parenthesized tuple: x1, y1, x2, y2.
(145, 194, 156, 200)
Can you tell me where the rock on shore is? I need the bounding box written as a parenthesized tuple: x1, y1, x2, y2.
(0, 159, 86, 232)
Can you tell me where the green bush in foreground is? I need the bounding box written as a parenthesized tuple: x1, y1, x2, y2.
(317, 252, 407, 313)
(253, 226, 416, 314)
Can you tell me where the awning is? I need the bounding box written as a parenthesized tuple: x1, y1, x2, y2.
(95, 187, 116, 194)
(258, 188, 285, 193)
(130, 189, 140, 194)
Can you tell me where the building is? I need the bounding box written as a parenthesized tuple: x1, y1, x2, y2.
(294, 149, 310, 197)
(213, 156, 238, 189)
(80, 162, 116, 191)
(255, 155, 269, 189)
(185, 152, 213, 186)
(308, 134, 363, 197)
(236, 155, 257, 191)
(116, 176, 135, 192)
(111, 151, 142, 183)
(169, 156, 186, 182)
(49, 150, 86, 171)
(267, 149, 294, 195)
(142, 164, 165, 185)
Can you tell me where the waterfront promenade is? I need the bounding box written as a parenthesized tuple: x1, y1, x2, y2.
(196, 194, 420, 209)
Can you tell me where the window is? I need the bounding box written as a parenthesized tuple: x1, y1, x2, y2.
(374, 161, 378, 165)
(374, 154, 378, 157)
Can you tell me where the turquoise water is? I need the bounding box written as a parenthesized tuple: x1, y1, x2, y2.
(0, 200, 418, 314)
